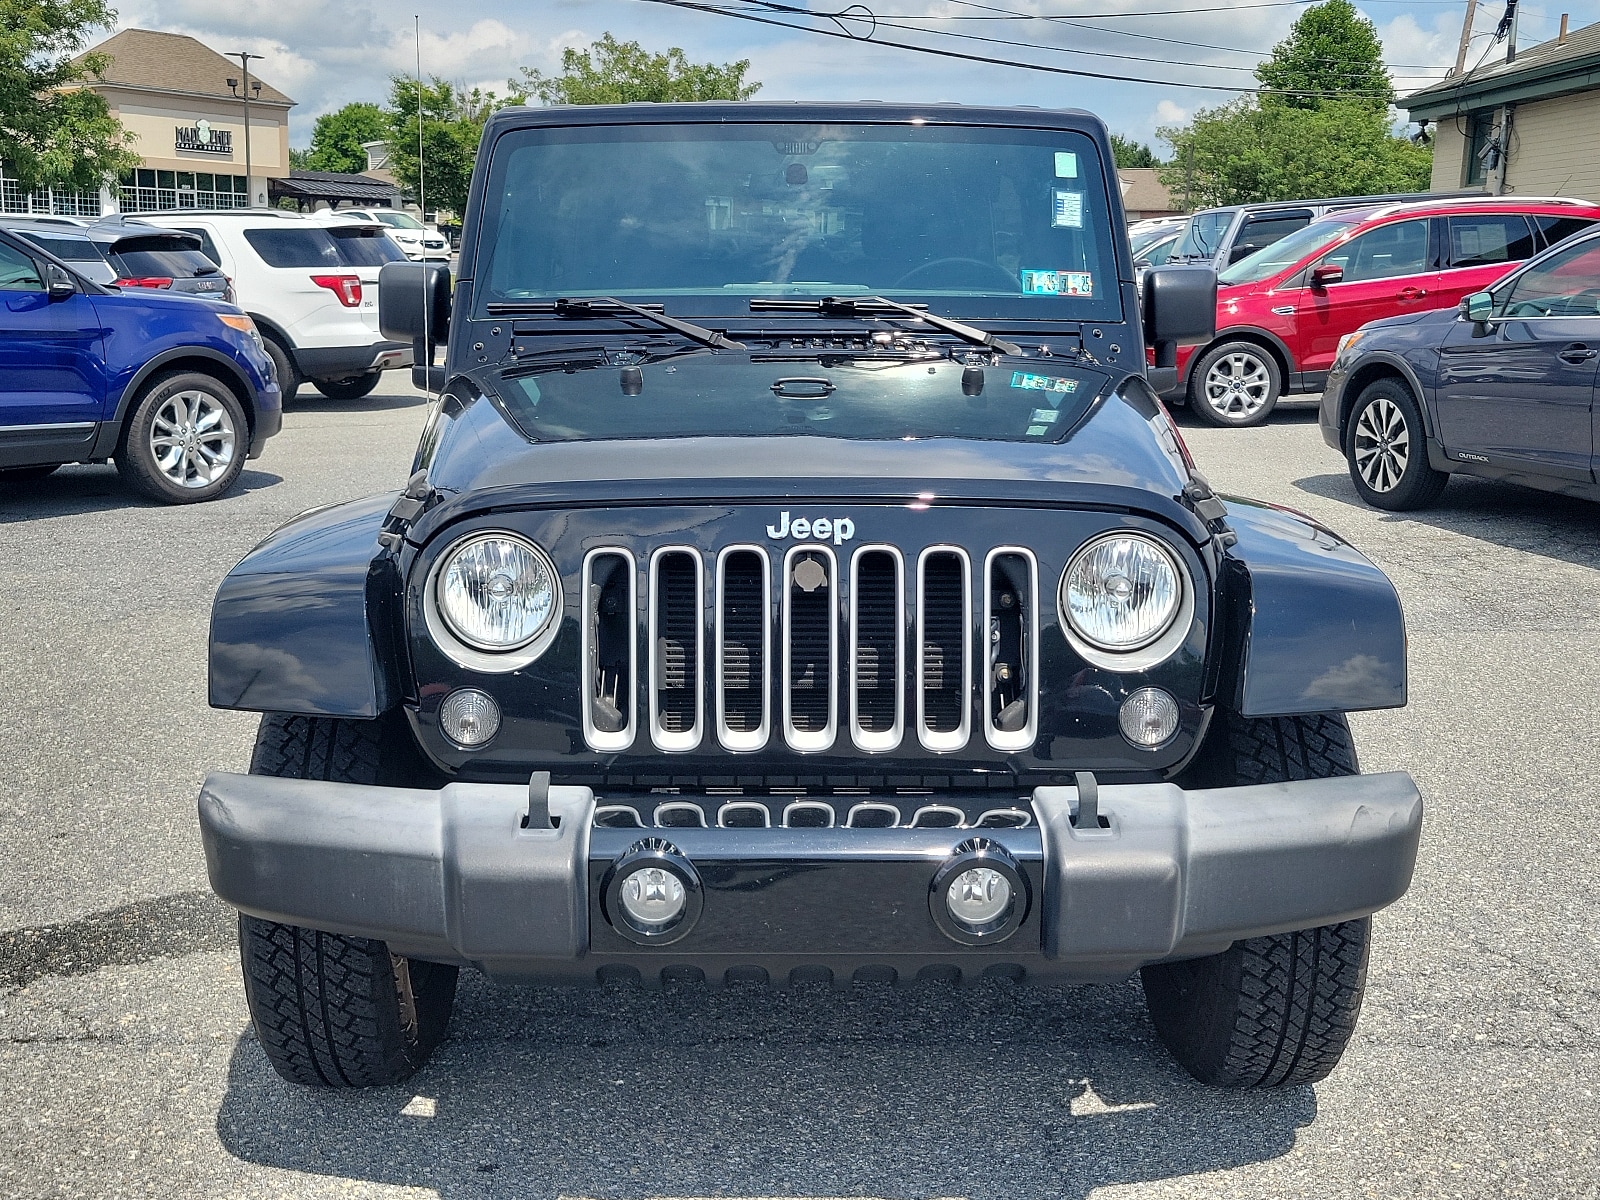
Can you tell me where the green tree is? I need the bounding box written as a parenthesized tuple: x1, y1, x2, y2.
(1255, 0, 1393, 112)
(1159, 98, 1431, 207)
(520, 34, 760, 105)
(1110, 134, 1160, 169)
(304, 101, 388, 174)
(385, 76, 523, 218)
(0, 0, 139, 192)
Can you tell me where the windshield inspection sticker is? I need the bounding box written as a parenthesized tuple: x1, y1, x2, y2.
(1052, 190, 1084, 228)
(1054, 151, 1078, 178)
(1026, 425, 1051, 437)
(1011, 371, 1079, 394)
(1030, 408, 1061, 424)
(1020, 269, 1093, 297)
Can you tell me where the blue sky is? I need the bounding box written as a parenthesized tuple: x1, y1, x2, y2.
(111, 0, 1600, 150)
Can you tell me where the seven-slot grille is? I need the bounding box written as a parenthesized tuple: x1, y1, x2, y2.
(580, 544, 1037, 755)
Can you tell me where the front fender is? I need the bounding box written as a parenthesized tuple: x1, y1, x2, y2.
(1218, 497, 1406, 716)
(209, 492, 404, 717)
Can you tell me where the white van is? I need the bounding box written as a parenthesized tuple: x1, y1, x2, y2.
(133, 210, 413, 401)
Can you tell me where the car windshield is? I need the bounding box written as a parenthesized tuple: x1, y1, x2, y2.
(376, 212, 424, 230)
(475, 122, 1121, 321)
(1174, 210, 1231, 260)
(1129, 227, 1172, 257)
(1218, 217, 1360, 286)
(495, 352, 1108, 443)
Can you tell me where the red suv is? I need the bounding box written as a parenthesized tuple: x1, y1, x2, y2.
(1167, 197, 1600, 426)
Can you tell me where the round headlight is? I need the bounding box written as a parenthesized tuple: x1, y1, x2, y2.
(436, 533, 558, 651)
(1061, 533, 1182, 652)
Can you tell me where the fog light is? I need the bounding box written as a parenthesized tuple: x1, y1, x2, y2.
(1118, 687, 1179, 748)
(947, 867, 1012, 926)
(438, 687, 500, 748)
(929, 839, 1029, 944)
(602, 840, 703, 944)
(619, 867, 686, 928)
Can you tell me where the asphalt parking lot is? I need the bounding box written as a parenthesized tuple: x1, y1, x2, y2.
(2, 383, 1598, 1200)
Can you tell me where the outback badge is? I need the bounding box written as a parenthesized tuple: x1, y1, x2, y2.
(766, 510, 856, 546)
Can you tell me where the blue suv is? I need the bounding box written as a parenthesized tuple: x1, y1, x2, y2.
(0, 225, 281, 503)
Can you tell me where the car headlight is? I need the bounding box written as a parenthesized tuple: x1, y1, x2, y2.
(1335, 330, 1364, 361)
(436, 533, 559, 651)
(1061, 533, 1182, 652)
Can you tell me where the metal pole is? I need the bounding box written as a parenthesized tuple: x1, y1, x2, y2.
(1453, 0, 1480, 74)
(230, 52, 262, 207)
(416, 16, 431, 399)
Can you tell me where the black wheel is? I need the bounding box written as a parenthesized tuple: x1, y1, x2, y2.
(1189, 340, 1283, 427)
(313, 371, 383, 401)
(238, 714, 457, 1088)
(263, 335, 300, 404)
(1142, 712, 1372, 1088)
(0, 463, 60, 483)
(115, 371, 248, 504)
(1345, 378, 1448, 511)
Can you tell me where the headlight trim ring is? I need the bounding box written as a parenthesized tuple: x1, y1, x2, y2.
(422, 530, 565, 674)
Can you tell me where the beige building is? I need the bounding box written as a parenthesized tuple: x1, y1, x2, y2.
(1117, 168, 1184, 222)
(0, 28, 295, 216)
(1405, 19, 1600, 202)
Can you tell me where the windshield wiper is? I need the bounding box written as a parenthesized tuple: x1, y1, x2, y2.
(750, 296, 1022, 356)
(553, 296, 746, 350)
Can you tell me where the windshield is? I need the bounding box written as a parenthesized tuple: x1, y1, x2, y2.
(1217, 217, 1360, 286)
(476, 122, 1121, 321)
(1129, 227, 1171, 257)
(1174, 210, 1232, 260)
(376, 211, 424, 230)
(494, 352, 1107, 443)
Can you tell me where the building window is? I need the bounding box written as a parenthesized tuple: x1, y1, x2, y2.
(0, 163, 104, 216)
(1464, 111, 1495, 187)
(121, 168, 248, 212)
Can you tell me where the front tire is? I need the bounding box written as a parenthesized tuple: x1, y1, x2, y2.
(115, 371, 248, 504)
(1141, 712, 1372, 1088)
(313, 371, 382, 401)
(1190, 341, 1282, 427)
(238, 714, 457, 1088)
(1345, 379, 1448, 511)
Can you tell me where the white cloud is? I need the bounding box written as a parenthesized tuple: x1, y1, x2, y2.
(1155, 99, 1187, 125)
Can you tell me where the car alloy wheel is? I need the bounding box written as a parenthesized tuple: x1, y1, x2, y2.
(1203, 351, 1272, 420)
(149, 389, 237, 489)
(1351, 396, 1409, 493)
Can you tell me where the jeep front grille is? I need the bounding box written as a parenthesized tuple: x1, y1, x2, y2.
(580, 541, 1037, 756)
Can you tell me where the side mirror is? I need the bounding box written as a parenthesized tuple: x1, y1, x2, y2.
(1228, 242, 1258, 265)
(1311, 263, 1344, 290)
(379, 261, 451, 390)
(1461, 291, 1493, 323)
(45, 264, 76, 302)
(1142, 263, 1217, 369)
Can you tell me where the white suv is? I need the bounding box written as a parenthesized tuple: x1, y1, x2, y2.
(132, 210, 413, 401)
(331, 208, 450, 261)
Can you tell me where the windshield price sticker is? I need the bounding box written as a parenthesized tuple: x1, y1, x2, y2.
(1054, 151, 1078, 178)
(1011, 372, 1079, 394)
(1052, 190, 1084, 228)
(1020, 269, 1093, 297)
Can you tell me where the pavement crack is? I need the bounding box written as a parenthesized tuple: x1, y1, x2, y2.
(0, 890, 233, 988)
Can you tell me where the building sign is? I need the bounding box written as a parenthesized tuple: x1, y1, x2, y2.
(174, 119, 232, 155)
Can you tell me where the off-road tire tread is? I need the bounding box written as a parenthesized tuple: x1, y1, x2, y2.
(239, 714, 456, 1088)
(1141, 712, 1372, 1088)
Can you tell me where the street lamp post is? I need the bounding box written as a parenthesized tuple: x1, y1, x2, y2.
(228, 53, 263, 207)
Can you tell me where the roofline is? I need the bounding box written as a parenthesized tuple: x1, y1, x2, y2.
(83, 79, 294, 110)
(1405, 49, 1600, 119)
(482, 100, 1109, 133)
(1362, 194, 1592, 219)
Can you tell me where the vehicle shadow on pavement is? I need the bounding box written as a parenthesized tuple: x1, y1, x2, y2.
(216, 972, 1314, 1199)
(0, 466, 283, 519)
(1293, 470, 1600, 567)
(286, 390, 430, 415)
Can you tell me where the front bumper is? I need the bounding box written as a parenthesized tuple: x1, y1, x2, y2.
(1320, 364, 1349, 451)
(198, 771, 1422, 985)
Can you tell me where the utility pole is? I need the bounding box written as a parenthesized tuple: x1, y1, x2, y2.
(228, 52, 263, 207)
(1453, 0, 1479, 74)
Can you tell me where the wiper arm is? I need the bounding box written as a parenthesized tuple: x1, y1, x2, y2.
(554, 296, 745, 351)
(750, 295, 1021, 356)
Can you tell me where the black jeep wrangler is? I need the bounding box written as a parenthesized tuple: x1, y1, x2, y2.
(199, 103, 1421, 1090)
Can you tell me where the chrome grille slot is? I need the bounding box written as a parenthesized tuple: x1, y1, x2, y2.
(717, 801, 771, 828)
(782, 800, 836, 828)
(594, 804, 645, 828)
(909, 804, 966, 828)
(984, 548, 1039, 752)
(917, 547, 972, 751)
(716, 547, 771, 751)
(649, 548, 704, 751)
(581, 549, 636, 753)
(654, 801, 708, 828)
(976, 807, 1033, 829)
(783, 546, 838, 751)
(850, 547, 904, 752)
(846, 802, 900, 828)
